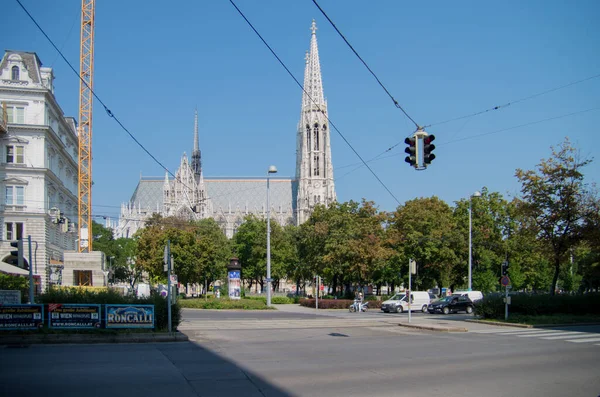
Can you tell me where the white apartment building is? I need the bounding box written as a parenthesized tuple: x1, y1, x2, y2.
(0, 50, 79, 292)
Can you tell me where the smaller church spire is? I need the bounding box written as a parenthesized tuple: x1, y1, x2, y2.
(191, 109, 202, 177)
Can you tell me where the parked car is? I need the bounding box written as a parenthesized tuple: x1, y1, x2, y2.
(427, 294, 475, 314)
(381, 291, 430, 313)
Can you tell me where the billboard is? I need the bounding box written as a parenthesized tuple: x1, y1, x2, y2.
(48, 304, 101, 329)
(0, 305, 44, 330)
(105, 304, 154, 329)
(228, 270, 241, 300)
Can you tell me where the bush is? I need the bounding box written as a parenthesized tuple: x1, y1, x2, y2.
(474, 293, 600, 319)
(272, 296, 293, 304)
(38, 287, 180, 331)
(0, 274, 29, 301)
(179, 298, 272, 310)
(299, 298, 383, 309)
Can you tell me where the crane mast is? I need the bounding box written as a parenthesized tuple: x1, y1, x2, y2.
(77, 0, 95, 252)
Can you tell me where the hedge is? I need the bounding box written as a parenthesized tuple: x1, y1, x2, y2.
(179, 298, 274, 310)
(474, 293, 600, 319)
(38, 287, 181, 331)
(299, 298, 383, 309)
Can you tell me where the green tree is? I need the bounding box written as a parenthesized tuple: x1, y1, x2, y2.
(388, 197, 460, 291)
(515, 138, 593, 295)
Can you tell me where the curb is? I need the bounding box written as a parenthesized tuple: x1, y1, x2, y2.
(0, 331, 189, 346)
(398, 323, 468, 332)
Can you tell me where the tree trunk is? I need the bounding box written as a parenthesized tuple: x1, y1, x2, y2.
(332, 274, 338, 296)
(550, 256, 560, 296)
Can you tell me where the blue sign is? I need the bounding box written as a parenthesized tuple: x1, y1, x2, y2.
(0, 305, 44, 330)
(49, 304, 101, 329)
(105, 305, 154, 329)
(228, 270, 240, 279)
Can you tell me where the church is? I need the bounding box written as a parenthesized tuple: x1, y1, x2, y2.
(114, 21, 336, 239)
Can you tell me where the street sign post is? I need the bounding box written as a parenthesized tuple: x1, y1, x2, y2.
(501, 275, 510, 287)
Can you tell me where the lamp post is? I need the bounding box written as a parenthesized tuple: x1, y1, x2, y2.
(468, 191, 481, 291)
(109, 256, 114, 286)
(266, 165, 278, 307)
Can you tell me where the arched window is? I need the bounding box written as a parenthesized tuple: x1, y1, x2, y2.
(11, 66, 20, 80)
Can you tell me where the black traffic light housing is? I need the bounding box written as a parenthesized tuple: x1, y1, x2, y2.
(501, 261, 509, 276)
(10, 239, 25, 269)
(423, 134, 436, 165)
(404, 136, 418, 167)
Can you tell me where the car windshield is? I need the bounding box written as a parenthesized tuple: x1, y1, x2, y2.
(438, 296, 454, 302)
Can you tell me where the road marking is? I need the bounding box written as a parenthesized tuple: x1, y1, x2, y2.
(541, 333, 599, 340)
(470, 328, 542, 334)
(515, 330, 564, 337)
(565, 337, 600, 343)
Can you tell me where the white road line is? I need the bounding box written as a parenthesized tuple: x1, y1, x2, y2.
(516, 331, 566, 337)
(532, 332, 586, 338)
(485, 329, 555, 336)
(566, 337, 600, 343)
(470, 328, 541, 334)
(542, 333, 598, 340)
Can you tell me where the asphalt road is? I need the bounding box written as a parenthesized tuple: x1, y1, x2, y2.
(2, 308, 598, 397)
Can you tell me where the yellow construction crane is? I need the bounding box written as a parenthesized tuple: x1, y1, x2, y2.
(78, 0, 95, 252)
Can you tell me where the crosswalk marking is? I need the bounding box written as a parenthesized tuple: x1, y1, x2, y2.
(566, 337, 600, 343)
(179, 318, 396, 330)
(541, 333, 594, 340)
(470, 327, 600, 346)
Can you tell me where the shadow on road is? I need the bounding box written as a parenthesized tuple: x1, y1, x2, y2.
(0, 340, 294, 397)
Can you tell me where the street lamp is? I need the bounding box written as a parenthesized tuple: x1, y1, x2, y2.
(468, 191, 481, 291)
(266, 165, 277, 307)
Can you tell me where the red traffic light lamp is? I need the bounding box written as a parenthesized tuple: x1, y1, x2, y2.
(423, 134, 436, 165)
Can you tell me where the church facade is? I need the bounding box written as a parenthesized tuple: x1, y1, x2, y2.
(114, 21, 336, 239)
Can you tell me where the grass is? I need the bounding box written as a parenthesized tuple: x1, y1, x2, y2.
(482, 314, 600, 326)
(179, 298, 275, 310)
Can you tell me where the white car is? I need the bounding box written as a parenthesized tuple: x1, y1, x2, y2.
(381, 291, 431, 313)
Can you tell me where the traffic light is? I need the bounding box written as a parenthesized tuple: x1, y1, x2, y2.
(404, 136, 418, 167)
(423, 134, 436, 165)
(501, 261, 509, 276)
(10, 239, 25, 269)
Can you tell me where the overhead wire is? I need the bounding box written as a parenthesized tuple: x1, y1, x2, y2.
(423, 73, 600, 128)
(311, 0, 420, 130)
(229, 0, 402, 205)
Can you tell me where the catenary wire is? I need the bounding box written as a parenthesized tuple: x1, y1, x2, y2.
(423, 73, 600, 128)
(229, 0, 401, 205)
(311, 0, 420, 129)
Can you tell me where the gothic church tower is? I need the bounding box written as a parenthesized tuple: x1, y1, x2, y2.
(296, 20, 336, 225)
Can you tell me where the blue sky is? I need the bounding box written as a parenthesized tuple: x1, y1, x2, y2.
(3, 0, 599, 222)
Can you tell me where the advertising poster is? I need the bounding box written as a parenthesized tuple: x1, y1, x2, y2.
(228, 270, 241, 300)
(105, 304, 154, 329)
(48, 304, 101, 329)
(0, 304, 44, 330)
(0, 290, 21, 305)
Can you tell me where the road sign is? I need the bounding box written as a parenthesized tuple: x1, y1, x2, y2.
(501, 275, 511, 287)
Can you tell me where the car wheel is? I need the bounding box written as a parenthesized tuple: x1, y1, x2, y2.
(466, 305, 473, 314)
(395, 305, 403, 313)
(442, 307, 450, 315)
(421, 305, 428, 313)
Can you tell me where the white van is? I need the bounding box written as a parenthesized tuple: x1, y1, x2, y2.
(381, 291, 431, 313)
(453, 290, 483, 302)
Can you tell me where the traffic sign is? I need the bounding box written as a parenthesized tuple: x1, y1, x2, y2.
(500, 275, 511, 287)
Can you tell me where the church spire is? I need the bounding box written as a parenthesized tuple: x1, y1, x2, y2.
(295, 20, 336, 225)
(191, 108, 202, 177)
(302, 19, 325, 110)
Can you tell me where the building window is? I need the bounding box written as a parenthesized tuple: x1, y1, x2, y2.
(11, 66, 20, 81)
(5, 222, 24, 240)
(5, 186, 24, 205)
(6, 106, 25, 124)
(7, 145, 24, 164)
(74, 270, 93, 286)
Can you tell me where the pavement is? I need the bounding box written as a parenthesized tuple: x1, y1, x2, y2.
(0, 331, 188, 345)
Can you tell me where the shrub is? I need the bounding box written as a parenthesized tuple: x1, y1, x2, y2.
(474, 293, 600, 319)
(179, 298, 272, 310)
(271, 296, 293, 304)
(0, 274, 29, 301)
